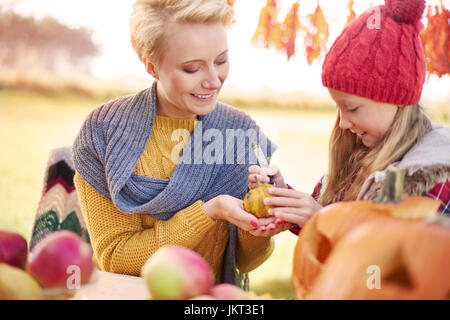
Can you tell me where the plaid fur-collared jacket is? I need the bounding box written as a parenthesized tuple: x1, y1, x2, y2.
(290, 124, 450, 235)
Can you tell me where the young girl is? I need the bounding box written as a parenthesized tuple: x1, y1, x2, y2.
(248, 0, 450, 234)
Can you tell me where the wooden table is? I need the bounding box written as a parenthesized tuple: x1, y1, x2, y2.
(69, 269, 150, 300)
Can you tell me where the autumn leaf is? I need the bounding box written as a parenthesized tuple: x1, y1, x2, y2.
(305, 5, 329, 65)
(346, 0, 356, 26)
(251, 0, 280, 49)
(420, 3, 450, 77)
(280, 2, 301, 60)
(227, 0, 235, 7)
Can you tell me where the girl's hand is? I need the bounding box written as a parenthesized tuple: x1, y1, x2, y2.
(248, 165, 287, 189)
(203, 195, 260, 232)
(264, 187, 322, 228)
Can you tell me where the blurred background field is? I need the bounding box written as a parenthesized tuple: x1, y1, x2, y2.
(0, 0, 448, 300)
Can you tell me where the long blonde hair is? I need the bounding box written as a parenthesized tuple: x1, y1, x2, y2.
(318, 104, 432, 206)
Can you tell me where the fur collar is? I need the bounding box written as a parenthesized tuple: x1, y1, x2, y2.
(358, 124, 450, 200)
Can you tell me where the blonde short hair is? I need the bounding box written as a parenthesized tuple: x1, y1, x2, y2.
(130, 0, 234, 66)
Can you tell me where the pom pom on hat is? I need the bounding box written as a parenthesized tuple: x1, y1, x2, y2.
(385, 0, 425, 25)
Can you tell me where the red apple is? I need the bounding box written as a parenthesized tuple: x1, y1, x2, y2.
(208, 283, 249, 300)
(27, 230, 93, 288)
(190, 295, 216, 300)
(0, 228, 28, 270)
(141, 245, 214, 300)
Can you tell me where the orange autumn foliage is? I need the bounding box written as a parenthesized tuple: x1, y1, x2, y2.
(304, 4, 328, 65)
(251, 0, 280, 49)
(421, 3, 450, 77)
(251, 1, 328, 63)
(249, 0, 449, 74)
(280, 2, 301, 59)
(345, 0, 356, 26)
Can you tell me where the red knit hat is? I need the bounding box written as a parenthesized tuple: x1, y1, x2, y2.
(322, 0, 427, 106)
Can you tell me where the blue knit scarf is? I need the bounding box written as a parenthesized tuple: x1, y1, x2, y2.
(72, 82, 276, 283)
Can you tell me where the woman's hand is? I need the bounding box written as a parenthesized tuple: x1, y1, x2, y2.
(248, 217, 291, 237)
(203, 195, 260, 231)
(203, 195, 290, 236)
(263, 187, 322, 228)
(248, 165, 286, 189)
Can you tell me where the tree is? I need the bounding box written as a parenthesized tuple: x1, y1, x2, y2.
(0, 11, 98, 75)
(0, 0, 22, 7)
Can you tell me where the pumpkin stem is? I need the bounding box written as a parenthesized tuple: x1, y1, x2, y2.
(381, 167, 405, 203)
(256, 175, 262, 187)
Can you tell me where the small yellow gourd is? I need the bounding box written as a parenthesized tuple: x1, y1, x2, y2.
(243, 177, 275, 218)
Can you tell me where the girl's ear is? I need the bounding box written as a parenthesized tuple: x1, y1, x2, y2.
(144, 59, 159, 80)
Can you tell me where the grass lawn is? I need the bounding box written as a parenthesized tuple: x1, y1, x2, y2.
(0, 89, 447, 299)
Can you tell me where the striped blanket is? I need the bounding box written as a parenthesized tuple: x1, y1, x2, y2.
(30, 146, 90, 251)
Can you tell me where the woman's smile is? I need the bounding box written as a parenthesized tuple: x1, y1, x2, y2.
(191, 92, 216, 102)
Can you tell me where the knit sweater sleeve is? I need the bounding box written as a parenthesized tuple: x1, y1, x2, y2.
(74, 172, 216, 276)
(235, 229, 274, 273)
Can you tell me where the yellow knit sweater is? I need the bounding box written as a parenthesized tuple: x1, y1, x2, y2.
(74, 115, 274, 283)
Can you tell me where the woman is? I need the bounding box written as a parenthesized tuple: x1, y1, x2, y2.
(72, 0, 288, 285)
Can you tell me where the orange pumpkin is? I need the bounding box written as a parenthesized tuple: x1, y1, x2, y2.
(292, 196, 440, 299)
(308, 216, 450, 299)
(243, 183, 275, 218)
(292, 168, 441, 299)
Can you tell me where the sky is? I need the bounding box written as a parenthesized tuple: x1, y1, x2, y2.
(7, 0, 450, 102)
